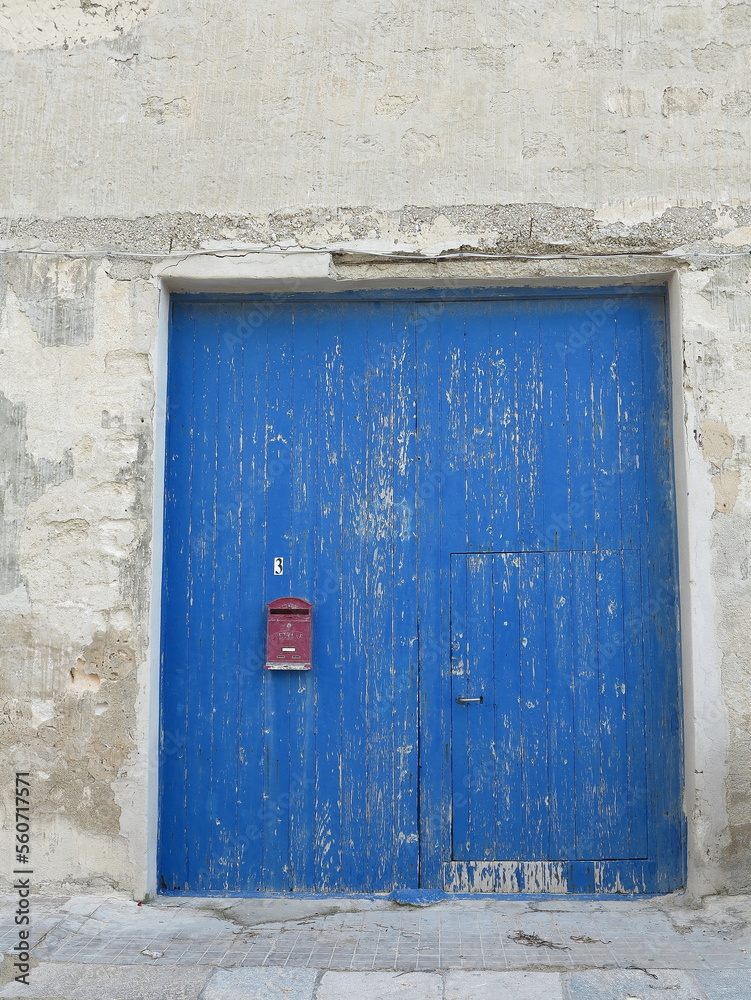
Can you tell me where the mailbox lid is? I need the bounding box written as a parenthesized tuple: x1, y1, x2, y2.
(267, 597, 313, 613)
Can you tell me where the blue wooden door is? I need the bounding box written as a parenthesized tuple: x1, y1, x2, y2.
(413, 295, 683, 894)
(159, 289, 683, 894)
(160, 299, 419, 892)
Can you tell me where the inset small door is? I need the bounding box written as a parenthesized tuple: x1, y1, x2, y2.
(448, 550, 659, 892)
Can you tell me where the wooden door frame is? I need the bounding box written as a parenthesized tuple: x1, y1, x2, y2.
(145, 263, 696, 898)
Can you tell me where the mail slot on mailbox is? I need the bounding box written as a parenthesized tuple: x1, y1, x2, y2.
(264, 597, 313, 670)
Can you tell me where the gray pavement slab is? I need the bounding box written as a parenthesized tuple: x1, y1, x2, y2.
(0, 962, 210, 999)
(317, 971, 442, 999)
(694, 969, 751, 999)
(561, 968, 709, 999)
(444, 970, 564, 999)
(203, 967, 318, 1000)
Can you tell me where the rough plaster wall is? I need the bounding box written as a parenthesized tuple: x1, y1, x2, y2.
(682, 263, 751, 891)
(0, 1, 156, 52)
(0, 258, 157, 892)
(0, 0, 751, 215)
(0, 0, 749, 897)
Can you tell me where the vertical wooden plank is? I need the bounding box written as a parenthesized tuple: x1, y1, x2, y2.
(391, 302, 420, 887)
(287, 301, 319, 890)
(464, 302, 494, 550)
(545, 551, 577, 859)
(614, 299, 650, 860)
(572, 550, 600, 859)
(564, 299, 598, 862)
(539, 302, 576, 863)
(437, 302, 468, 555)
(159, 301, 195, 890)
(235, 300, 270, 890)
(587, 295, 628, 862)
(596, 548, 629, 859)
(436, 301, 476, 866)
(362, 301, 398, 889)
(540, 301, 577, 860)
(337, 302, 370, 890)
(513, 301, 548, 861)
(518, 553, 549, 860)
(488, 302, 519, 551)
(541, 303, 571, 551)
(185, 305, 220, 890)
(622, 547, 648, 858)
(515, 303, 545, 549)
(591, 305, 623, 550)
(449, 554, 470, 857)
(210, 303, 244, 890)
(261, 306, 295, 890)
(566, 304, 596, 551)
(614, 301, 646, 554)
(492, 552, 523, 857)
(415, 299, 454, 887)
(437, 303, 470, 858)
(487, 298, 524, 861)
(312, 302, 345, 891)
(464, 554, 497, 858)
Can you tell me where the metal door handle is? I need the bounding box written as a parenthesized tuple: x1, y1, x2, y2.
(456, 696, 483, 704)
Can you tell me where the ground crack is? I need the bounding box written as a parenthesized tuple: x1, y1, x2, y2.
(508, 929, 570, 951)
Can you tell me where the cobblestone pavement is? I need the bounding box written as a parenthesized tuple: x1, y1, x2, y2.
(1, 893, 750, 998)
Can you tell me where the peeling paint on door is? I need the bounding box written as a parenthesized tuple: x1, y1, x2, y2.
(159, 288, 683, 894)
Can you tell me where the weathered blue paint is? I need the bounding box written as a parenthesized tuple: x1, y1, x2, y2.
(159, 288, 684, 895)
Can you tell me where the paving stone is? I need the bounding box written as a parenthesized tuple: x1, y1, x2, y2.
(203, 967, 318, 999)
(0, 962, 210, 999)
(694, 969, 751, 999)
(58, 899, 103, 918)
(561, 968, 709, 999)
(316, 971, 442, 1000)
(445, 970, 564, 999)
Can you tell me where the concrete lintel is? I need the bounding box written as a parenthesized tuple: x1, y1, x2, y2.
(153, 251, 333, 291)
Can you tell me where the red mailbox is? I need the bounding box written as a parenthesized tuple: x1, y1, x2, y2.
(264, 597, 313, 670)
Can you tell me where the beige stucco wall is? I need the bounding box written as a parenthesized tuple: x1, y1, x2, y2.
(0, 0, 749, 898)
